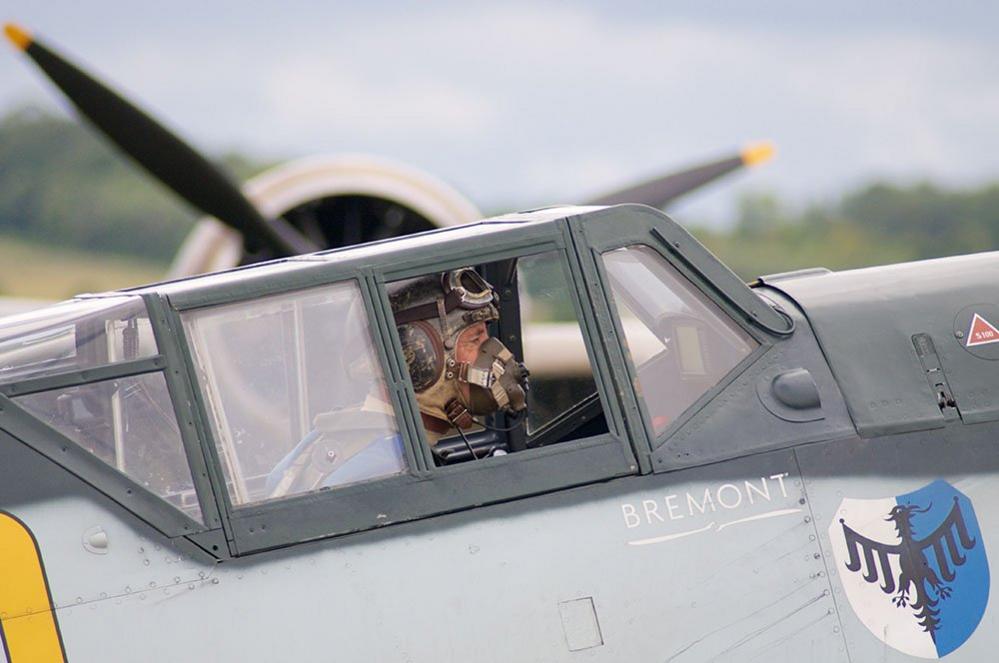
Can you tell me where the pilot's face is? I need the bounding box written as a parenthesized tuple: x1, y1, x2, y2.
(456, 321, 489, 363)
(455, 321, 489, 403)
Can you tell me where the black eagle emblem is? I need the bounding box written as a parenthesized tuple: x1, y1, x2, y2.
(839, 496, 977, 639)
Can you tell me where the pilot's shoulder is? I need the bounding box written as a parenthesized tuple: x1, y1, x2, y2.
(314, 402, 396, 434)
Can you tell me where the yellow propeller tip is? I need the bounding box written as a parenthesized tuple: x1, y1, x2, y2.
(3, 23, 32, 50)
(741, 141, 776, 167)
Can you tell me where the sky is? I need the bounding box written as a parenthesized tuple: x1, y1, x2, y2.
(3, 1, 999, 227)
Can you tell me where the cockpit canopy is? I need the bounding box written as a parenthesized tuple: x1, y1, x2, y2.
(0, 205, 779, 556)
(0, 296, 156, 384)
(0, 295, 200, 521)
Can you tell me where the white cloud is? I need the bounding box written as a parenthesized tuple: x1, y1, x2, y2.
(260, 58, 499, 141)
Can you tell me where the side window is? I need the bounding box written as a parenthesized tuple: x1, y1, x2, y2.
(16, 374, 202, 521)
(517, 253, 597, 433)
(0, 297, 200, 521)
(601, 245, 757, 436)
(182, 281, 404, 507)
(387, 250, 605, 462)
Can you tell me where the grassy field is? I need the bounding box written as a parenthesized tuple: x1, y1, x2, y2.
(0, 234, 167, 301)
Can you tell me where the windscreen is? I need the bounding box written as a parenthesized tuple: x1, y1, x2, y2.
(602, 245, 757, 436)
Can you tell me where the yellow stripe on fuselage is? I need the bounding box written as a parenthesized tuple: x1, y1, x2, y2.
(0, 513, 66, 662)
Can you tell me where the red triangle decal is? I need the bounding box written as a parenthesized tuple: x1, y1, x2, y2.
(967, 313, 999, 347)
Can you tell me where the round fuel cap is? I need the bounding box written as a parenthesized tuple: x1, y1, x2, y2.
(954, 303, 999, 360)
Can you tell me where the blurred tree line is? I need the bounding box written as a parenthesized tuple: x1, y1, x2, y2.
(0, 107, 267, 263)
(3, 107, 998, 277)
(694, 181, 999, 279)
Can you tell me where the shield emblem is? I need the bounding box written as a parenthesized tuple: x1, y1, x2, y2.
(828, 480, 989, 658)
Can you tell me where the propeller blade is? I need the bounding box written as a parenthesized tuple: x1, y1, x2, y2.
(4, 23, 317, 257)
(585, 141, 775, 209)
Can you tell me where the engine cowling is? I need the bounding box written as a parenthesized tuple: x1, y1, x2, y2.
(169, 154, 482, 278)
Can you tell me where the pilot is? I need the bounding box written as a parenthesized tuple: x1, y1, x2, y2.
(266, 268, 528, 497)
(389, 267, 529, 446)
(265, 297, 405, 497)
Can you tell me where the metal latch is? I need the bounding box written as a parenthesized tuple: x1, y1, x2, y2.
(912, 333, 959, 420)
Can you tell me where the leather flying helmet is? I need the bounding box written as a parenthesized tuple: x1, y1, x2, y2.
(389, 268, 528, 430)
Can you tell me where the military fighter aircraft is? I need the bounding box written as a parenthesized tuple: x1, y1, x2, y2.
(3, 22, 995, 663)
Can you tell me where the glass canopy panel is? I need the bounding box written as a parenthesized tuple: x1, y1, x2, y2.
(181, 281, 405, 506)
(602, 245, 757, 436)
(516, 252, 597, 434)
(0, 297, 157, 385)
(15, 372, 201, 522)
